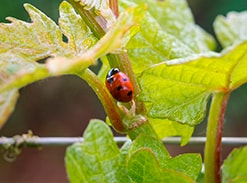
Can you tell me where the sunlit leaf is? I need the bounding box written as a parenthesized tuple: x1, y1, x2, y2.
(149, 118, 194, 146)
(119, 0, 194, 74)
(138, 42, 247, 140)
(65, 119, 121, 183)
(129, 0, 215, 52)
(128, 134, 171, 163)
(0, 1, 97, 91)
(59, 1, 98, 54)
(222, 146, 247, 183)
(163, 154, 202, 180)
(0, 90, 18, 128)
(0, 2, 144, 128)
(127, 149, 195, 183)
(214, 11, 247, 48)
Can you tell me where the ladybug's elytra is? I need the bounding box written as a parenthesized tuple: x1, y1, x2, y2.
(105, 68, 134, 102)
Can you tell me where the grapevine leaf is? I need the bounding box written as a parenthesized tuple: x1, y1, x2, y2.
(125, 135, 202, 182)
(47, 3, 146, 74)
(0, 4, 70, 60)
(129, 0, 215, 52)
(115, 140, 132, 182)
(59, 1, 98, 55)
(222, 146, 247, 183)
(149, 118, 194, 146)
(214, 11, 247, 48)
(0, 1, 97, 91)
(0, 90, 19, 128)
(128, 134, 171, 164)
(127, 149, 194, 183)
(0, 1, 96, 128)
(65, 119, 122, 183)
(138, 41, 247, 138)
(0, 2, 144, 128)
(119, 0, 194, 74)
(163, 154, 202, 181)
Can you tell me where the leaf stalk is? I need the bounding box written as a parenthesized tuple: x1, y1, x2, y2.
(77, 69, 125, 132)
(204, 92, 229, 183)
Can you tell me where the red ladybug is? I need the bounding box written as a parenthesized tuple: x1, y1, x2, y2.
(105, 68, 134, 102)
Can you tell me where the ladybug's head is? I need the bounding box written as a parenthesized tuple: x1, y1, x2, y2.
(107, 68, 120, 78)
(106, 68, 120, 83)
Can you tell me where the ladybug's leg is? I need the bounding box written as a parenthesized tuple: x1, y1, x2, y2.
(117, 100, 136, 116)
(129, 100, 136, 115)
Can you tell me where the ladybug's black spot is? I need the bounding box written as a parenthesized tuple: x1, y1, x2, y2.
(123, 78, 128, 82)
(117, 85, 122, 91)
(127, 91, 132, 96)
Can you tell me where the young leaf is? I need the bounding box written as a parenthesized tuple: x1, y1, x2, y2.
(0, 90, 19, 128)
(0, 2, 144, 128)
(127, 149, 161, 182)
(128, 0, 215, 52)
(126, 12, 194, 74)
(163, 154, 202, 181)
(65, 119, 122, 183)
(128, 134, 171, 163)
(222, 146, 247, 183)
(149, 118, 194, 146)
(119, 0, 215, 74)
(59, 1, 98, 54)
(127, 149, 195, 183)
(138, 41, 247, 138)
(0, 1, 97, 92)
(214, 11, 247, 48)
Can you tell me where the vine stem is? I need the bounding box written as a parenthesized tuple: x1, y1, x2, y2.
(204, 92, 229, 183)
(67, 0, 106, 38)
(109, 0, 119, 17)
(77, 69, 125, 133)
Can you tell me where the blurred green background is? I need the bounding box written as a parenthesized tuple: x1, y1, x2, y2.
(0, 0, 247, 182)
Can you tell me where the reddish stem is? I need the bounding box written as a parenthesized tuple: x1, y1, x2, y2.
(109, 0, 119, 18)
(215, 93, 229, 181)
(204, 92, 230, 183)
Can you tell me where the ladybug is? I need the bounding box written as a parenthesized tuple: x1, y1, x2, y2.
(105, 68, 134, 102)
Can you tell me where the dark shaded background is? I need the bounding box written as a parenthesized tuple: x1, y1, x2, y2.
(0, 0, 247, 182)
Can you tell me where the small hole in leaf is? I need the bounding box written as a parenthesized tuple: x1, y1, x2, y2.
(62, 34, 68, 43)
(36, 56, 51, 64)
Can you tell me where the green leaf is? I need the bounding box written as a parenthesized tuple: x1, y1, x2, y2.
(129, 0, 215, 52)
(0, 1, 97, 92)
(59, 1, 98, 54)
(138, 41, 247, 140)
(163, 154, 202, 181)
(222, 146, 247, 183)
(0, 2, 144, 127)
(149, 118, 194, 146)
(127, 149, 161, 182)
(0, 90, 19, 128)
(127, 149, 194, 183)
(65, 119, 121, 183)
(128, 134, 171, 164)
(0, 3, 70, 59)
(214, 11, 247, 48)
(116, 140, 133, 182)
(119, 0, 194, 74)
(47, 3, 145, 75)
